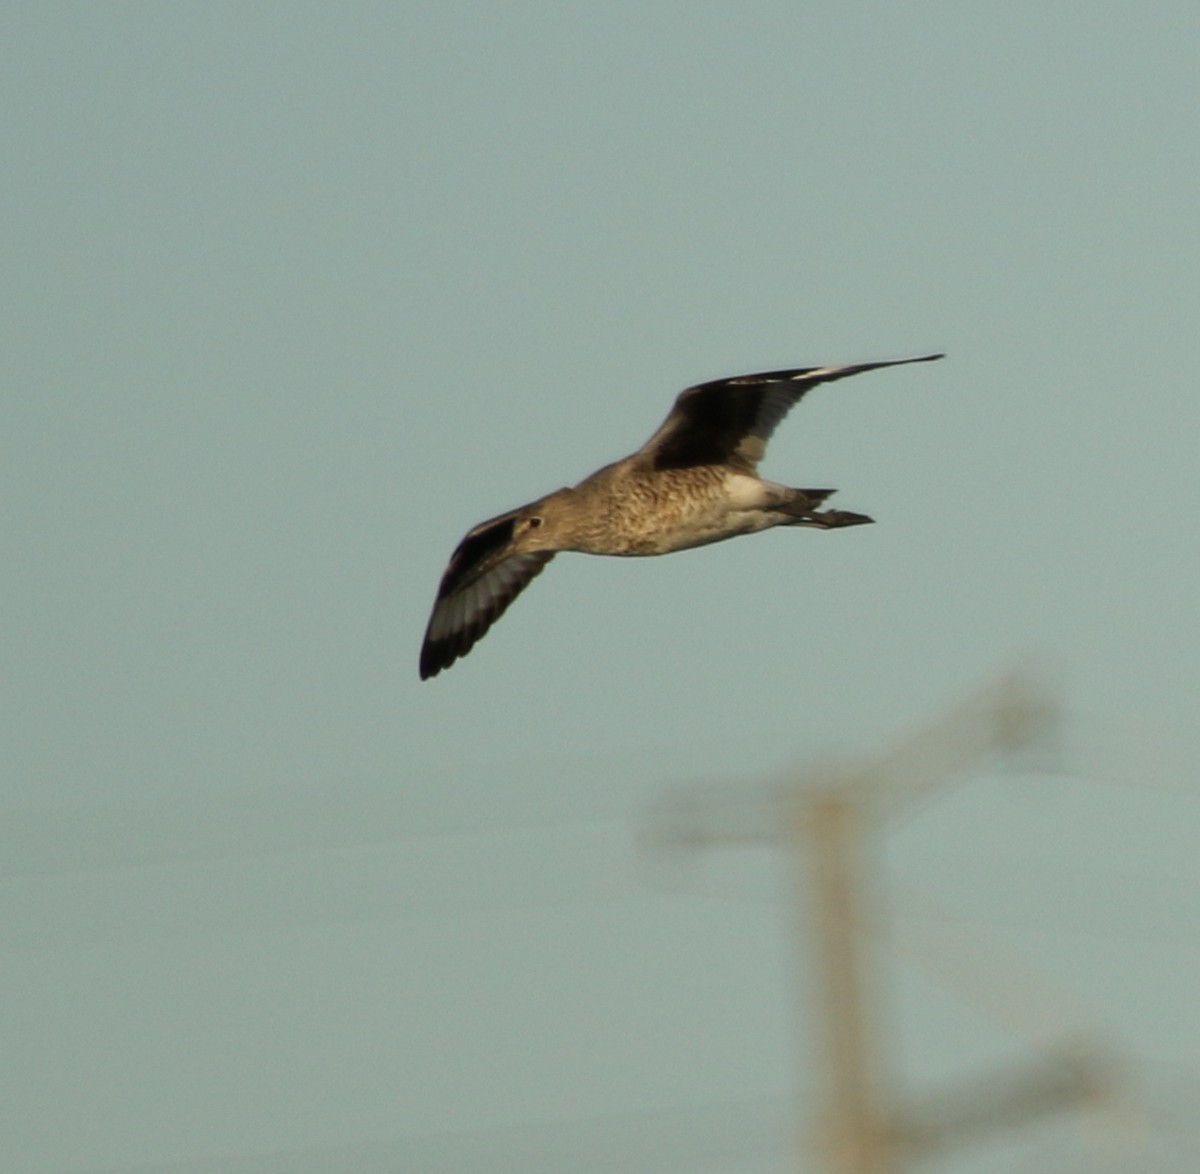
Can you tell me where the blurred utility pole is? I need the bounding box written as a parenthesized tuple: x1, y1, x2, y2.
(651, 669, 1119, 1173)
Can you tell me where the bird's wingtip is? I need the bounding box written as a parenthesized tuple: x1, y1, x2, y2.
(418, 645, 446, 680)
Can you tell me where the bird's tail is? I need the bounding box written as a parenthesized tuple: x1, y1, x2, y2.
(797, 488, 836, 508)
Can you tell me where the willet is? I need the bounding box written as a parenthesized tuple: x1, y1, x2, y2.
(420, 353, 943, 678)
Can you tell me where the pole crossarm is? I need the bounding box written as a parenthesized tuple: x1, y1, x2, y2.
(895, 1044, 1118, 1162)
(842, 668, 1059, 817)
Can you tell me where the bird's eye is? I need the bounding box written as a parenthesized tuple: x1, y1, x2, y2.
(527, 516, 543, 528)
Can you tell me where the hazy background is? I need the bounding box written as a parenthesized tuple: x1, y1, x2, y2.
(3, 3, 1199, 1171)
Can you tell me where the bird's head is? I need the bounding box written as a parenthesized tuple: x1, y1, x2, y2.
(514, 488, 577, 551)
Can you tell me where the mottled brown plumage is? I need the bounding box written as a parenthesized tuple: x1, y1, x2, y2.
(420, 353, 943, 678)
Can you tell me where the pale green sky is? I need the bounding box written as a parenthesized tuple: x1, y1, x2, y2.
(3, 3, 1200, 1171)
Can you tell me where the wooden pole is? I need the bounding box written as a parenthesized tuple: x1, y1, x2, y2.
(801, 791, 895, 1174)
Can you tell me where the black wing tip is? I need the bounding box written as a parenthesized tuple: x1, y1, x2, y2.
(795, 351, 947, 382)
(420, 622, 477, 680)
(421, 633, 474, 680)
(419, 641, 446, 680)
(832, 351, 946, 373)
(702, 350, 945, 390)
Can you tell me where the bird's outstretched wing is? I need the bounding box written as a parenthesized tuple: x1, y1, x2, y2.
(640, 353, 944, 472)
(420, 508, 555, 679)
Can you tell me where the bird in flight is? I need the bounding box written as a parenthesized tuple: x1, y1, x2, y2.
(420, 353, 943, 678)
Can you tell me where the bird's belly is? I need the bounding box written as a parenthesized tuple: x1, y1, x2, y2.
(573, 470, 777, 556)
(608, 501, 769, 556)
